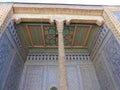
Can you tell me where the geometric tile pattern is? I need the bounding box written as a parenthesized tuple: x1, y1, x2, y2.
(7, 22, 28, 59)
(27, 52, 90, 61)
(8, 22, 21, 48)
(0, 30, 24, 90)
(104, 35, 120, 90)
(20, 59, 100, 90)
(94, 30, 120, 90)
(90, 25, 109, 58)
(3, 53, 24, 90)
(94, 54, 115, 90)
(0, 32, 14, 90)
(17, 23, 99, 50)
(114, 12, 120, 22)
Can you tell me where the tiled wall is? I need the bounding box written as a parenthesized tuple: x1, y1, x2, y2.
(0, 31, 14, 90)
(8, 22, 28, 60)
(114, 12, 120, 22)
(103, 34, 120, 90)
(3, 53, 24, 90)
(89, 25, 109, 59)
(93, 26, 120, 90)
(19, 58, 100, 90)
(0, 22, 25, 90)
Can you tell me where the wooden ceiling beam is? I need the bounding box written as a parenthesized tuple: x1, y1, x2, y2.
(12, 14, 104, 26)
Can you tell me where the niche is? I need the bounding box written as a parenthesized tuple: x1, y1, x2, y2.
(50, 86, 57, 90)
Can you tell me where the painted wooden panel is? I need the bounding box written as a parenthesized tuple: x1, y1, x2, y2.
(18, 23, 99, 50)
(28, 25, 44, 46)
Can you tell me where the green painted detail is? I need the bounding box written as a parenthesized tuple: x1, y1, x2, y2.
(64, 39, 68, 44)
(49, 39, 56, 44)
(33, 27, 41, 44)
(63, 29, 70, 35)
(24, 23, 51, 26)
(49, 28, 56, 35)
(78, 28, 85, 44)
(21, 27, 29, 46)
(89, 27, 96, 45)
(29, 46, 88, 50)
(26, 25, 33, 46)
(88, 27, 96, 51)
(41, 25, 45, 45)
(90, 26, 98, 45)
(84, 26, 91, 45)
(72, 26, 76, 45)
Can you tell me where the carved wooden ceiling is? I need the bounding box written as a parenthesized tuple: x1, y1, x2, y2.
(17, 23, 99, 50)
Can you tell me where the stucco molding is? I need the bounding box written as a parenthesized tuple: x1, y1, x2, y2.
(0, 3, 13, 37)
(103, 7, 120, 43)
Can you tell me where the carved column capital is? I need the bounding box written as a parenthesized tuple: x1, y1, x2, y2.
(66, 19, 71, 26)
(14, 18, 22, 24)
(55, 19, 65, 33)
(49, 18, 55, 25)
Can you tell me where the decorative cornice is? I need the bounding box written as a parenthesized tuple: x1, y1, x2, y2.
(13, 4, 103, 16)
(0, 3, 13, 37)
(12, 14, 104, 26)
(55, 19, 65, 33)
(104, 7, 120, 12)
(27, 53, 90, 61)
(103, 7, 120, 42)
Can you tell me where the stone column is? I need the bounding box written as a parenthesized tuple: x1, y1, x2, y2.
(56, 20, 68, 90)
